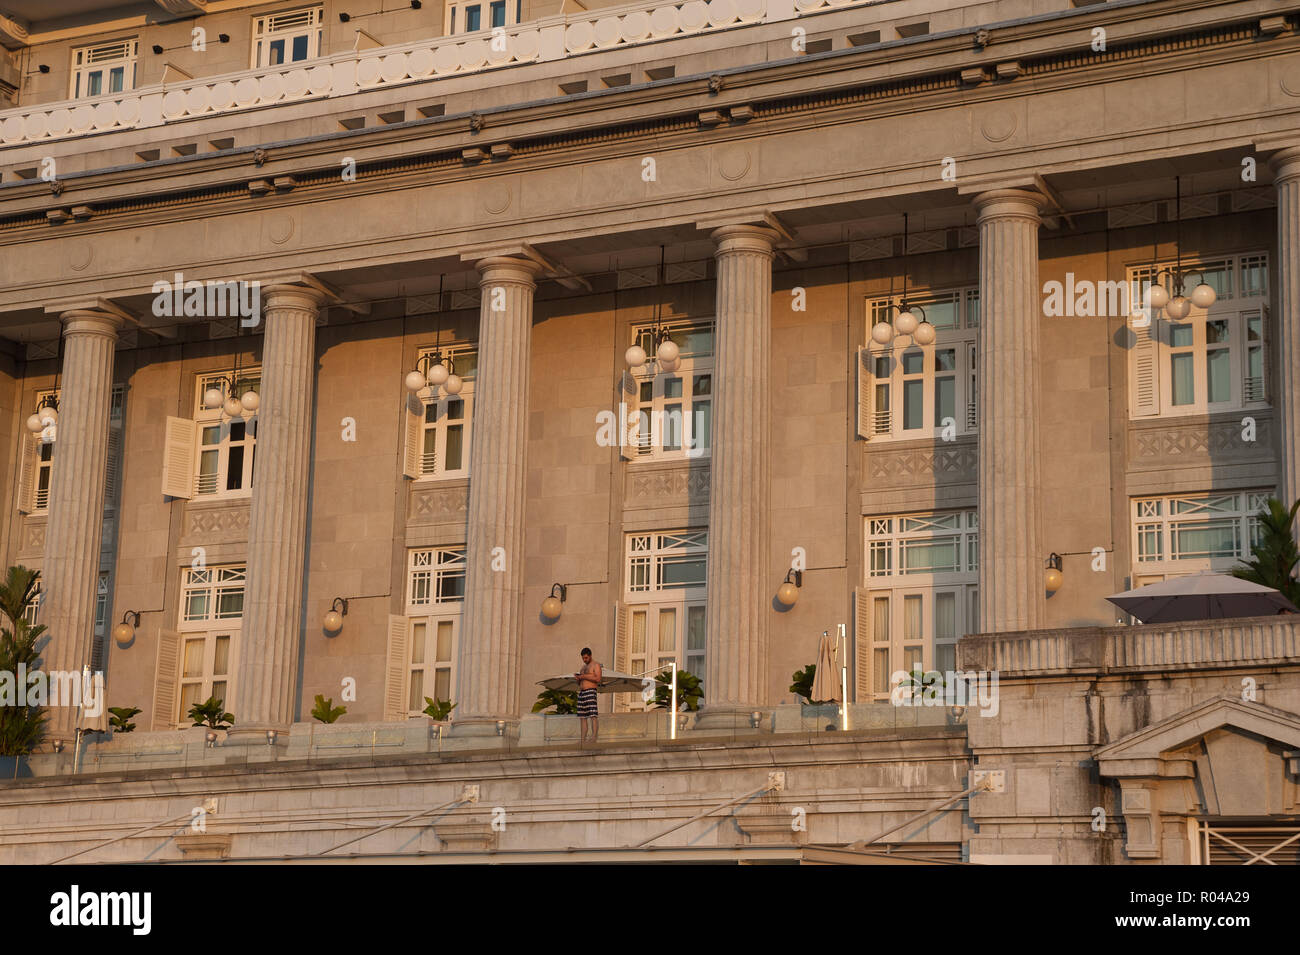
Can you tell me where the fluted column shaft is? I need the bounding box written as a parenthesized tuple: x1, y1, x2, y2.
(975, 190, 1044, 634)
(42, 311, 121, 743)
(455, 256, 540, 729)
(700, 224, 777, 725)
(233, 285, 321, 734)
(1271, 148, 1300, 509)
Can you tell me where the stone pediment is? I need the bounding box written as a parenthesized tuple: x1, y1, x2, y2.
(1095, 696, 1300, 779)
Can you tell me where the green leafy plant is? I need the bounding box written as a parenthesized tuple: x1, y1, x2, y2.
(0, 566, 47, 757)
(187, 696, 234, 730)
(107, 706, 142, 733)
(653, 669, 703, 712)
(1233, 496, 1300, 607)
(896, 666, 945, 701)
(790, 664, 837, 705)
(531, 688, 579, 714)
(422, 697, 457, 721)
(311, 694, 346, 724)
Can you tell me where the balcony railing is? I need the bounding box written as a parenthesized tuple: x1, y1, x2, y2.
(0, 0, 876, 151)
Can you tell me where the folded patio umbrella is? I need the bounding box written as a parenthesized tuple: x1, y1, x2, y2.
(1106, 572, 1299, 624)
(811, 631, 841, 703)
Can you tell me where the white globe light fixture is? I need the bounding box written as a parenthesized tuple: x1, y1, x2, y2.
(444, 374, 464, 396)
(895, 309, 918, 336)
(1144, 283, 1169, 310)
(223, 394, 244, 418)
(25, 414, 42, 434)
(871, 321, 895, 345)
(240, 391, 260, 413)
(322, 597, 348, 635)
(404, 369, 427, 393)
(112, 610, 140, 648)
(541, 583, 567, 621)
(913, 321, 937, 346)
(656, 338, 680, 364)
(203, 387, 224, 409)
(776, 569, 802, 608)
(1164, 296, 1191, 320)
(427, 361, 449, 387)
(1190, 282, 1217, 309)
(625, 344, 647, 368)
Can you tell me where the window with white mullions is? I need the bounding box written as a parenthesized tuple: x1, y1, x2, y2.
(176, 565, 244, 726)
(864, 512, 978, 700)
(71, 39, 137, 99)
(627, 322, 713, 460)
(405, 548, 466, 715)
(194, 372, 260, 497)
(412, 347, 476, 478)
(252, 6, 324, 69)
(624, 532, 707, 698)
(864, 288, 978, 441)
(1132, 491, 1269, 578)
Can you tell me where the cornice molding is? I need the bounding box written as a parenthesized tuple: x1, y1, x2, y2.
(0, 12, 29, 51)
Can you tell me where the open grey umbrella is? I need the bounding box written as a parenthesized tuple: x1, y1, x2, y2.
(1107, 572, 1299, 624)
(537, 670, 648, 693)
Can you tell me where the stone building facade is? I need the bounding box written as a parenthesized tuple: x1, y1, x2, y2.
(0, 0, 1297, 864)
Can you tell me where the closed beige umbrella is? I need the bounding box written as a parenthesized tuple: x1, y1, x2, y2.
(811, 631, 841, 704)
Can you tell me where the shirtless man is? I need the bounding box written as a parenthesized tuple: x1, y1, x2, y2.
(575, 647, 602, 744)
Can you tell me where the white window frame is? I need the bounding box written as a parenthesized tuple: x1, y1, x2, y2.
(1131, 490, 1269, 582)
(252, 6, 324, 69)
(624, 531, 707, 698)
(627, 321, 713, 462)
(22, 573, 41, 627)
(864, 511, 979, 701)
(22, 385, 123, 515)
(193, 370, 260, 499)
(71, 38, 138, 100)
(176, 565, 244, 728)
(446, 0, 522, 34)
(413, 346, 476, 479)
(405, 548, 466, 715)
(1127, 253, 1269, 419)
(865, 288, 979, 441)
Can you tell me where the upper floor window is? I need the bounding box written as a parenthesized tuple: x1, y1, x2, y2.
(404, 347, 476, 480)
(253, 6, 324, 68)
(446, 0, 521, 34)
(404, 548, 466, 715)
(625, 321, 713, 462)
(71, 38, 137, 99)
(18, 385, 123, 516)
(162, 371, 258, 501)
(860, 288, 978, 441)
(1131, 490, 1268, 583)
(1128, 254, 1269, 418)
(22, 573, 41, 627)
(408, 548, 467, 608)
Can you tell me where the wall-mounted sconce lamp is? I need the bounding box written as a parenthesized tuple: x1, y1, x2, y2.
(495, 720, 506, 737)
(112, 610, 141, 648)
(322, 597, 348, 634)
(52, 738, 64, 753)
(1045, 553, 1064, 593)
(541, 583, 567, 621)
(38, 64, 50, 74)
(749, 710, 763, 728)
(205, 730, 218, 748)
(776, 569, 802, 607)
(151, 44, 164, 55)
(339, 12, 351, 22)
(266, 729, 277, 745)
(218, 34, 230, 43)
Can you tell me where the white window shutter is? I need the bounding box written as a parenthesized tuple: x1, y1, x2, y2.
(384, 614, 410, 721)
(619, 374, 639, 462)
(1130, 323, 1160, 417)
(854, 588, 870, 702)
(402, 394, 423, 479)
(161, 417, 196, 499)
(613, 601, 630, 712)
(16, 436, 36, 514)
(151, 629, 182, 731)
(856, 348, 871, 439)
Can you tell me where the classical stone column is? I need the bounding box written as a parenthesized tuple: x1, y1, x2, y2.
(230, 284, 322, 737)
(41, 310, 121, 744)
(453, 256, 540, 734)
(1271, 148, 1300, 509)
(974, 190, 1045, 634)
(697, 224, 778, 729)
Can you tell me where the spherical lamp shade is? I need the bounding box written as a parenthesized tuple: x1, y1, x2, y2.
(895, 310, 918, 335)
(203, 387, 224, 409)
(1190, 282, 1217, 308)
(776, 581, 800, 606)
(240, 391, 260, 413)
(656, 339, 680, 363)
(1144, 284, 1169, 310)
(913, 322, 937, 345)
(322, 610, 344, 632)
(112, 622, 134, 647)
(404, 370, 427, 392)
(39, 407, 57, 428)
(657, 356, 680, 374)
(1045, 568, 1064, 593)
(1164, 296, 1191, 320)
(223, 395, 244, 417)
(541, 595, 563, 620)
(444, 374, 464, 395)
(871, 321, 895, 345)
(625, 345, 647, 368)
(26, 413, 43, 434)
(427, 362, 449, 387)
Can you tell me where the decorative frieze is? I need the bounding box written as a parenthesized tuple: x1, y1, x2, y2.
(182, 500, 252, 542)
(623, 462, 710, 508)
(865, 440, 977, 484)
(408, 480, 470, 524)
(1127, 412, 1275, 467)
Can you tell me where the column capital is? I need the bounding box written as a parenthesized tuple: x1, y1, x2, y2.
(260, 272, 337, 309)
(973, 189, 1046, 223)
(710, 223, 780, 256)
(261, 284, 328, 311)
(58, 309, 124, 339)
(474, 255, 542, 287)
(1269, 146, 1300, 183)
